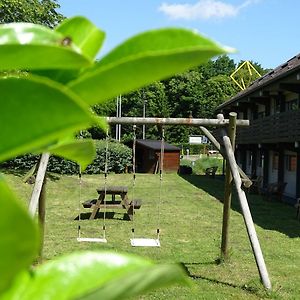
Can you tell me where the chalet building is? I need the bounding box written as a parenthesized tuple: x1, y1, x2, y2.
(132, 139, 180, 173)
(217, 53, 300, 204)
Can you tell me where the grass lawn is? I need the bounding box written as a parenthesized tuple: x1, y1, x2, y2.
(3, 170, 300, 299)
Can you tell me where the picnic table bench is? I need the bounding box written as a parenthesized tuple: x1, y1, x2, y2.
(83, 186, 141, 220)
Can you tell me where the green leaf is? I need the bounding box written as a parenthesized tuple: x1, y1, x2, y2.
(0, 76, 93, 163)
(4, 252, 188, 300)
(37, 17, 105, 84)
(0, 23, 92, 70)
(55, 16, 105, 60)
(69, 28, 230, 105)
(80, 263, 190, 300)
(0, 177, 39, 294)
(47, 139, 96, 170)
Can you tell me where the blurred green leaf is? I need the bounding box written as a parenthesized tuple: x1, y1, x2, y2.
(2, 252, 188, 300)
(55, 16, 105, 60)
(0, 177, 39, 294)
(0, 76, 93, 163)
(80, 263, 190, 300)
(47, 139, 96, 170)
(0, 23, 92, 70)
(69, 28, 229, 104)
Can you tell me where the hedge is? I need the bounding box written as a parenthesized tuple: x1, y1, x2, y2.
(0, 140, 132, 175)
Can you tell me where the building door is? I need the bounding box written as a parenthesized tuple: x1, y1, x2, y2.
(268, 151, 278, 183)
(284, 151, 297, 198)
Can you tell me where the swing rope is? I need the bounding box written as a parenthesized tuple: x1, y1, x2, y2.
(130, 126, 165, 247)
(131, 125, 137, 239)
(156, 126, 165, 240)
(77, 165, 82, 239)
(77, 130, 109, 243)
(101, 128, 110, 239)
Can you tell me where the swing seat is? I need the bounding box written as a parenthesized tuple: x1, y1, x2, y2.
(130, 238, 160, 247)
(77, 237, 107, 243)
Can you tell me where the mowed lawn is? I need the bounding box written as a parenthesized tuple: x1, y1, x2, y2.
(3, 171, 300, 300)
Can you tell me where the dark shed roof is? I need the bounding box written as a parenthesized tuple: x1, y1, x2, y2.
(136, 139, 180, 151)
(218, 52, 300, 110)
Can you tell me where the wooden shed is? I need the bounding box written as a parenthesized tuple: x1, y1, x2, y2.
(133, 139, 180, 173)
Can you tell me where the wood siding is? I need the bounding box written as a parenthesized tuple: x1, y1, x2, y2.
(237, 110, 300, 144)
(156, 151, 180, 172)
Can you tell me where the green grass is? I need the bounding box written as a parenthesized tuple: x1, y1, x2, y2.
(3, 170, 300, 299)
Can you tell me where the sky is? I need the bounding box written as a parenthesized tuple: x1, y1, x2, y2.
(58, 0, 300, 69)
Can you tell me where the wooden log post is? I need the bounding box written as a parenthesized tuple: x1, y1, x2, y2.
(220, 112, 237, 261)
(28, 153, 50, 217)
(107, 116, 249, 127)
(28, 152, 50, 261)
(199, 125, 252, 188)
(38, 176, 46, 260)
(222, 134, 272, 290)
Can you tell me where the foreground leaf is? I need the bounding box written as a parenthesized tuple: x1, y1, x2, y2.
(47, 139, 96, 170)
(80, 262, 189, 300)
(0, 23, 92, 70)
(69, 28, 229, 104)
(3, 252, 188, 300)
(0, 76, 93, 163)
(38, 17, 106, 84)
(0, 177, 39, 294)
(55, 16, 105, 60)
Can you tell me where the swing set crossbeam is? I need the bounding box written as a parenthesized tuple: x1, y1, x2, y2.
(107, 117, 249, 127)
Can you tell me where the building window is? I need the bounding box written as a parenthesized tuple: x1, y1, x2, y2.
(272, 153, 279, 170)
(285, 155, 296, 172)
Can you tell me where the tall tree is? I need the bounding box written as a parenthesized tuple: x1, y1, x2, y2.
(198, 55, 236, 80)
(120, 82, 169, 141)
(0, 0, 64, 28)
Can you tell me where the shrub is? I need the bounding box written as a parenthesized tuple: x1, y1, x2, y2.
(0, 140, 132, 175)
(193, 157, 223, 175)
(85, 140, 132, 174)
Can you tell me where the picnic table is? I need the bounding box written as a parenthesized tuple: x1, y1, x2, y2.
(85, 186, 141, 220)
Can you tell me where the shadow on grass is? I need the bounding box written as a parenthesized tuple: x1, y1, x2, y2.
(75, 212, 131, 221)
(0, 168, 61, 182)
(180, 174, 300, 238)
(0, 168, 25, 177)
(181, 262, 266, 297)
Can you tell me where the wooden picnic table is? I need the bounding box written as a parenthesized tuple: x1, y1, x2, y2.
(89, 186, 136, 220)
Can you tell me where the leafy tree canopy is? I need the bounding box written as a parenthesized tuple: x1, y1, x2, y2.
(95, 54, 269, 144)
(0, 0, 64, 28)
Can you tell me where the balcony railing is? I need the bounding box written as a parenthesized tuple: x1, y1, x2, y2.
(237, 110, 300, 144)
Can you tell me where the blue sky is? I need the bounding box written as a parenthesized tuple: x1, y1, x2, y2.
(58, 0, 300, 69)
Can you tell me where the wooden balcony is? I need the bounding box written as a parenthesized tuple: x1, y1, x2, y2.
(236, 110, 300, 144)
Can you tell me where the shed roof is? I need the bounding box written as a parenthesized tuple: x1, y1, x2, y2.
(218, 52, 300, 110)
(136, 139, 180, 151)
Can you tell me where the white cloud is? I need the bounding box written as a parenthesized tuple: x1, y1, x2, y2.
(158, 0, 259, 20)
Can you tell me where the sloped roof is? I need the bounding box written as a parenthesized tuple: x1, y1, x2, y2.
(218, 52, 300, 109)
(136, 139, 180, 151)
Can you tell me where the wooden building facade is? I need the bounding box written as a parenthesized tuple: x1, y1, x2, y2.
(217, 53, 300, 203)
(133, 139, 180, 173)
